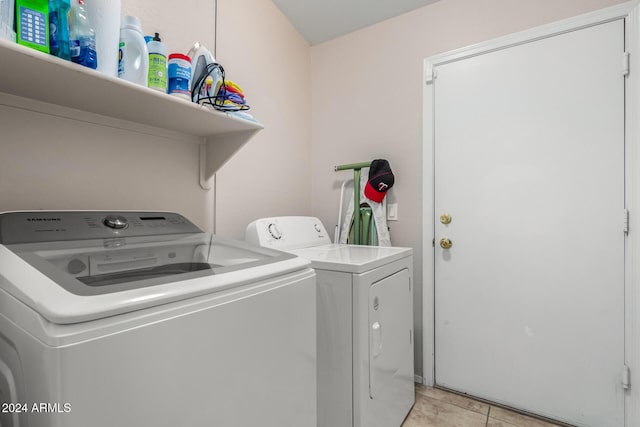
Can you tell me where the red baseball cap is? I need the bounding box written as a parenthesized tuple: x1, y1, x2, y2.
(364, 159, 395, 203)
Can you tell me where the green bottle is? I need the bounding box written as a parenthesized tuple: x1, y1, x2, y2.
(147, 32, 168, 92)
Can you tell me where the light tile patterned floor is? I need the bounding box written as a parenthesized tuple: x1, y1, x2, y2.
(402, 385, 566, 427)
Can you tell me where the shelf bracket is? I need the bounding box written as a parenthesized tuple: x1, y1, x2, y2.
(199, 129, 262, 190)
(199, 143, 212, 190)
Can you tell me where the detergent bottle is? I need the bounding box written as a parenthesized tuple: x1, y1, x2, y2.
(118, 16, 149, 86)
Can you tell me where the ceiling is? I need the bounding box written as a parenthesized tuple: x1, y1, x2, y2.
(272, 0, 441, 45)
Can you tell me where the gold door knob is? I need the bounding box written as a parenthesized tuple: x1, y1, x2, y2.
(440, 238, 453, 249)
(440, 213, 452, 225)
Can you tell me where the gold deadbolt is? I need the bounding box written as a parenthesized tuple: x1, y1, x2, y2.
(440, 238, 453, 249)
(440, 213, 452, 225)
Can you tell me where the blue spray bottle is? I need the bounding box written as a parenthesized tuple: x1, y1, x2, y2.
(48, 0, 70, 60)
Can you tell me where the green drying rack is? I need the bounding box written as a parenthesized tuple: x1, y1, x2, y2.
(335, 161, 373, 245)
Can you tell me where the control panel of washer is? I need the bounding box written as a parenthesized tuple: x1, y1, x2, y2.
(0, 211, 202, 244)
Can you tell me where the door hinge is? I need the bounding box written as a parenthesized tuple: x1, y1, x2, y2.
(623, 365, 630, 390)
(409, 277, 412, 292)
(426, 68, 437, 84)
(624, 209, 629, 234)
(623, 52, 630, 77)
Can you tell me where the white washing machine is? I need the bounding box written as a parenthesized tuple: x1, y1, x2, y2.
(246, 216, 414, 427)
(0, 211, 316, 427)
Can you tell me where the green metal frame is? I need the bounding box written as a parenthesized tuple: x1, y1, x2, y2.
(335, 161, 371, 245)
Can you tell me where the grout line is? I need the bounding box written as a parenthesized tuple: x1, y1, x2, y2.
(429, 385, 491, 416)
(486, 406, 491, 427)
(434, 386, 570, 427)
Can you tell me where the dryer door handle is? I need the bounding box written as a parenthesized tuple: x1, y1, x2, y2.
(371, 322, 382, 358)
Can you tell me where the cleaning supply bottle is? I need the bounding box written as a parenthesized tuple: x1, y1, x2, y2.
(68, 0, 97, 69)
(48, 0, 70, 59)
(118, 16, 148, 87)
(167, 53, 191, 100)
(147, 32, 167, 92)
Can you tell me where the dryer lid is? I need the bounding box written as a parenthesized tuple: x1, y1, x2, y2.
(288, 244, 412, 274)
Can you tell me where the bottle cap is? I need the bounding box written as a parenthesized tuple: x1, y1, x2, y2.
(169, 53, 191, 62)
(122, 15, 142, 30)
(153, 32, 161, 42)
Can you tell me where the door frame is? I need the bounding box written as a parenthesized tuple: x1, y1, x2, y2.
(422, 1, 640, 425)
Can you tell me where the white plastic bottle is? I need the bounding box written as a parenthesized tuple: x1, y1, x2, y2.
(147, 32, 167, 92)
(85, 0, 121, 77)
(118, 15, 148, 86)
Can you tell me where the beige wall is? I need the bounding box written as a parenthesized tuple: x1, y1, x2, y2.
(0, 102, 208, 225)
(309, 0, 627, 378)
(121, 0, 216, 55)
(215, 0, 312, 238)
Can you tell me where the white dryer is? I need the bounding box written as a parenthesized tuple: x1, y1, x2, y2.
(0, 211, 316, 427)
(246, 216, 414, 427)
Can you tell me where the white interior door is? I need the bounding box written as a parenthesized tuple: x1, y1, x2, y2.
(433, 20, 625, 427)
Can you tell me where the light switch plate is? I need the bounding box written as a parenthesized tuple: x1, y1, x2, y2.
(387, 203, 398, 221)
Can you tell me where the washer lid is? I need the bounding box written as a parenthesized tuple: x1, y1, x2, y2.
(288, 244, 412, 274)
(0, 211, 309, 324)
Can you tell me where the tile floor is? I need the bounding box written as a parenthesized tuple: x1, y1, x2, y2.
(402, 385, 566, 427)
